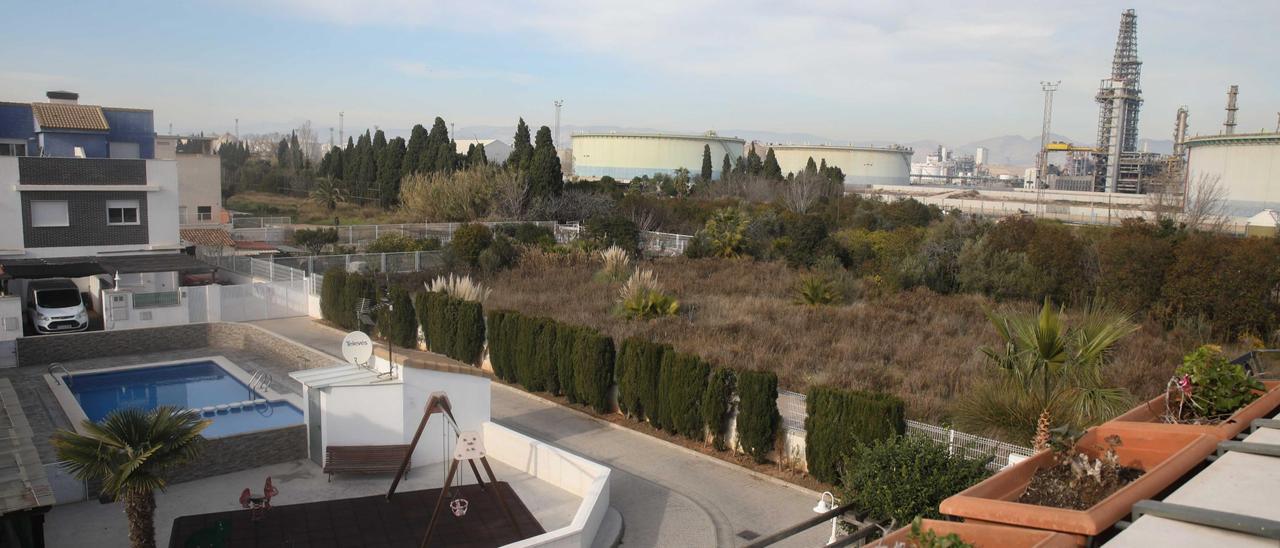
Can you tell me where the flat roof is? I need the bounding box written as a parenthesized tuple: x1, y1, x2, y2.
(571, 131, 745, 143)
(1184, 132, 1280, 147)
(0, 253, 215, 279)
(0, 379, 54, 515)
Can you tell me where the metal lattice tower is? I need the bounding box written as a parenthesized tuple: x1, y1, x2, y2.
(1036, 81, 1061, 211)
(1172, 106, 1189, 157)
(554, 100, 564, 146)
(1094, 9, 1143, 193)
(1224, 85, 1239, 135)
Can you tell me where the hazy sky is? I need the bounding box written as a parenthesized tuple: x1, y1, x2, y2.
(3, 1, 1277, 145)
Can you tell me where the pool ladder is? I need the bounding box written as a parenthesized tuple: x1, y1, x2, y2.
(48, 363, 71, 387)
(247, 370, 273, 397)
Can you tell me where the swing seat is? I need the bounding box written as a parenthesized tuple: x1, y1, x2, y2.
(324, 444, 411, 482)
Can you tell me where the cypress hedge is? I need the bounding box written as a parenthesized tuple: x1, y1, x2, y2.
(556, 325, 579, 403)
(320, 268, 347, 324)
(486, 310, 515, 382)
(702, 368, 735, 451)
(658, 351, 710, 439)
(736, 370, 780, 463)
(804, 386, 906, 484)
(452, 299, 485, 365)
(514, 314, 542, 391)
(378, 285, 418, 348)
(338, 273, 376, 330)
(535, 320, 560, 395)
(415, 293, 439, 351)
(574, 329, 616, 413)
(617, 337, 667, 420)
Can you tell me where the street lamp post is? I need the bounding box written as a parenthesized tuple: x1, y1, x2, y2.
(813, 491, 839, 545)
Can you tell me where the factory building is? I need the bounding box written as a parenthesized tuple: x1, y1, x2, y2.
(1184, 132, 1280, 218)
(771, 144, 913, 187)
(571, 131, 744, 180)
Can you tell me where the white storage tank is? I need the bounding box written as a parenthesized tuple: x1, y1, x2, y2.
(571, 131, 745, 180)
(1184, 132, 1280, 217)
(769, 144, 913, 187)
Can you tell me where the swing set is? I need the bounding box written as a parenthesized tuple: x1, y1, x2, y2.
(386, 391, 523, 548)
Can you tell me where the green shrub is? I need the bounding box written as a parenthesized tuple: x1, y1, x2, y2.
(794, 274, 841, 306)
(498, 223, 556, 247)
(294, 227, 340, 254)
(658, 351, 710, 439)
(535, 320, 560, 395)
(451, 299, 486, 365)
(701, 368, 735, 450)
(320, 267, 347, 324)
(514, 314, 542, 391)
(450, 223, 494, 267)
(478, 235, 519, 275)
(617, 269, 679, 320)
(556, 325, 580, 403)
(736, 370, 780, 463)
(487, 310, 517, 382)
(574, 329, 616, 413)
(837, 435, 990, 526)
(805, 386, 906, 484)
(378, 285, 418, 348)
(584, 215, 640, 254)
(617, 338, 668, 420)
(366, 232, 440, 253)
(339, 273, 376, 330)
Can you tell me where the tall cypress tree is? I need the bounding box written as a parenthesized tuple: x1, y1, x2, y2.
(721, 154, 732, 181)
(402, 124, 429, 179)
(377, 137, 406, 209)
(324, 146, 344, 180)
(342, 136, 358, 183)
(700, 144, 713, 182)
(763, 148, 782, 181)
(805, 156, 818, 176)
(511, 118, 534, 172)
(420, 117, 450, 173)
(467, 143, 488, 166)
(746, 148, 763, 175)
(528, 125, 563, 198)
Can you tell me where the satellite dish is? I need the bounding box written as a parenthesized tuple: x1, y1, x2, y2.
(341, 331, 374, 366)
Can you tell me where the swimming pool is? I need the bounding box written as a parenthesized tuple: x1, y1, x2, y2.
(53, 358, 303, 438)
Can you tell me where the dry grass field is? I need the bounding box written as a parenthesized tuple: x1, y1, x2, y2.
(487, 255, 1206, 423)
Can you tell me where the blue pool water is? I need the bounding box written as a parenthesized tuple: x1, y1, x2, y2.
(67, 361, 303, 438)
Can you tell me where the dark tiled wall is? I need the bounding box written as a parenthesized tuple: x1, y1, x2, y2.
(167, 425, 308, 485)
(21, 190, 149, 248)
(15, 323, 211, 366)
(17, 157, 146, 185)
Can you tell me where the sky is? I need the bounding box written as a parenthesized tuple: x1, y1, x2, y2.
(3, 0, 1278, 146)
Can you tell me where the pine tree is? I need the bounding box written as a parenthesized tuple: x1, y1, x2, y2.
(763, 148, 782, 180)
(511, 118, 534, 172)
(746, 148, 763, 175)
(700, 144, 713, 182)
(377, 137, 406, 209)
(402, 124, 429, 179)
(721, 154, 732, 181)
(805, 156, 818, 176)
(529, 125, 563, 198)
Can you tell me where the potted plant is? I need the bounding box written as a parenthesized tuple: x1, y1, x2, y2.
(939, 423, 1216, 538)
(1110, 345, 1280, 440)
(873, 518, 1076, 548)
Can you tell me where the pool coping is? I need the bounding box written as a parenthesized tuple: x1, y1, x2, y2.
(43, 355, 306, 438)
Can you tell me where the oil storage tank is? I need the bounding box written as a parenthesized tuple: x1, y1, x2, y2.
(1184, 132, 1280, 217)
(571, 131, 745, 180)
(768, 144, 913, 187)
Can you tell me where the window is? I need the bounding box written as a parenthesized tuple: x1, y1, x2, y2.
(197, 206, 212, 221)
(30, 201, 69, 227)
(106, 200, 140, 225)
(0, 143, 26, 156)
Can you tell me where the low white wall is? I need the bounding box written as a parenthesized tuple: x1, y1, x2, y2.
(484, 422, 611, 548)
(0, 296, 20, 343)
(102, 289, 190, 330)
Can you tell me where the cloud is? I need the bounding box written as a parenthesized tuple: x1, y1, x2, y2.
(388, 61, 535, 85)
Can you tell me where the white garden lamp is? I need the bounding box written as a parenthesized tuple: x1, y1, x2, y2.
(813, 491, 839, 545)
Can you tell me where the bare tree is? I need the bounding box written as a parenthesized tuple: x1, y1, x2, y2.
(1180, 173, 1231, 232)
(779, 172, 837, 214)
(490, 169, 529, 220)
(623, 205, 658, 232)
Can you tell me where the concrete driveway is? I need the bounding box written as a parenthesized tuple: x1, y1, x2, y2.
(252, 317, 830, 547)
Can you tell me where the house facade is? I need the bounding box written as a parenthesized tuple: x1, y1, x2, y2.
(156, 134, 227, 226)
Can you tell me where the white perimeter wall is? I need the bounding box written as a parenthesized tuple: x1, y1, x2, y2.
(485, 422, 611, 548)
(0, 158, 23, 256)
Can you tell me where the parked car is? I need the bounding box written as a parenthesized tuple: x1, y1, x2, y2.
(26, 279, 88, 334)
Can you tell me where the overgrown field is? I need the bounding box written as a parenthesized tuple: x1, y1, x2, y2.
(227, 191, 416, 225)
(487, 256, 1205, 423)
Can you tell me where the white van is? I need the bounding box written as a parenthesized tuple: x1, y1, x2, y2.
(26, 279, 89, 333)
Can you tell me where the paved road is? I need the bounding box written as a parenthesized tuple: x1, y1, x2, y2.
(252, 318, 828, 547)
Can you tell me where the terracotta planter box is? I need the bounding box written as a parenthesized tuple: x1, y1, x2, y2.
(1109, 380, 1280, 440)
(873, 519, 1076, 548)
(938, 424, 1217, 537)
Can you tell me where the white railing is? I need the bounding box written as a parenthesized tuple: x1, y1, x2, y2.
(640, 230, 692, 256)
(231, 216, 292, 229)
(198, 252, 309, 282)
(775, 389, 1030, 471)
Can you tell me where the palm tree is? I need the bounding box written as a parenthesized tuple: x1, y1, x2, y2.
(955, 298, 1137, 451)
(309, 176, 346, 212)
(53, 407, 210, 548)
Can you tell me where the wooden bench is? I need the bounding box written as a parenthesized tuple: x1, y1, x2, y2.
(323, 445, 411, 481)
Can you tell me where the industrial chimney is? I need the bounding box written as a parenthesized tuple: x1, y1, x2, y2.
(45, 90, 79, 104)
(1224, 85, 1238, 135)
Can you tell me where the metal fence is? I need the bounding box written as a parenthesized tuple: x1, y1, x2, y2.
(199, 252, 310, 282)
(775, 390, 1029, 471)
(231, 216, 292, 229)
(231, 221, 561, 247)
(641, 230, 693, 256)
(272, 251, 446, 275)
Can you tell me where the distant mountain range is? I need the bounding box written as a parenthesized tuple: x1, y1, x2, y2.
(411, 124, 1177, 168)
